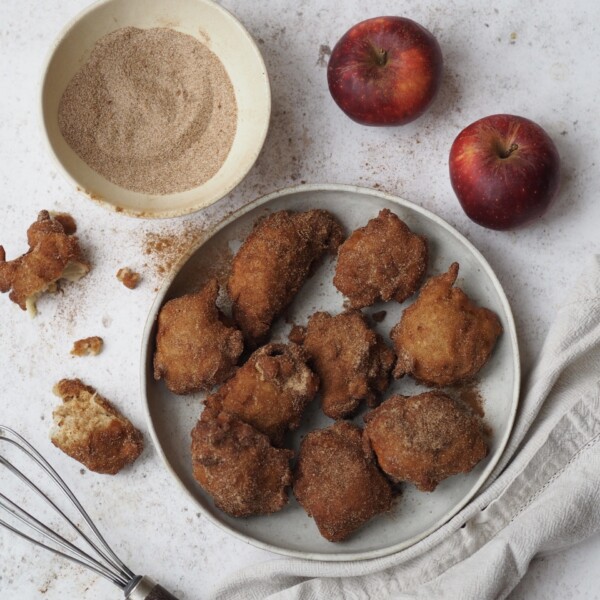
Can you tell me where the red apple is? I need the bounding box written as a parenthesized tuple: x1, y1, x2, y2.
(449, 114, 560, 230)
(327, 17, 443, 126)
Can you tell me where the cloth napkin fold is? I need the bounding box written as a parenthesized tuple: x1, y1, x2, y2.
(213, 255, 600, 600)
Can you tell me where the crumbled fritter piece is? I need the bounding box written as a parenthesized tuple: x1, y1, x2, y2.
(71, 336, 104, 356)
(299, 311, 395, 419)
(334, 209, 428, 308)
(51, 379, 143, 475)
(364, 392, 488, 492)
(116, 267, 141, 289)
(228, 209, 345, 346)
(391, 263, 503, 386)
(205, 343, 319, 446)
(154, 279, 244, 395)
(0, 210, 90, 315)
(293, 421, 393, 542)
(191, 411, 293, 517)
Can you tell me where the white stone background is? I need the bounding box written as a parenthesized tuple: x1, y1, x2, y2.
(1, 0, 599, 598)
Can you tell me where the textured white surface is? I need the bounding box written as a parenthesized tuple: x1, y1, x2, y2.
(0, 1, 598, 599)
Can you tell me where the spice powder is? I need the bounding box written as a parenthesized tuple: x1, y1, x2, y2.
(58, 27, 237, 195)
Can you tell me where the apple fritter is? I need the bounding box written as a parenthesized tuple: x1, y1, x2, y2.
(204, 342, 319, 446)
(293, 421, 393, 542)
(227, 209, 345, 346)
(153, 279, 243, 395)
(363, 392, 488, 492)
(297, 310, 395, 419)
(334, 209, 428, 308)
(191, 411, 293, 518)
(390, 263, 502, 386)
(51, 379, 143, 475)
(0, 210, 90, 315)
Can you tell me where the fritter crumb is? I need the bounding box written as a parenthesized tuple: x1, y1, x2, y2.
(116, 267, 141, 289)
(71, 336, 104, 356)
(51, 379, 143, 475)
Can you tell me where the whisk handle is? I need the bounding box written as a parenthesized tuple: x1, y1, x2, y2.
(126, 576, 181, 600)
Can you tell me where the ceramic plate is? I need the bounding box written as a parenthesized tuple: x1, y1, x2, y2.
(141, 184, 520, 560)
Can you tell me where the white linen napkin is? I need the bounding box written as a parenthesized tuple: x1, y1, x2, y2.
(213, 255, 600, 600)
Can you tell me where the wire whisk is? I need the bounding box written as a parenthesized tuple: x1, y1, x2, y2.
(0, 425, 180, 600)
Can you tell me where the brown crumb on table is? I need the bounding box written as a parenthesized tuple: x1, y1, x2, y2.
(51, 378, 143, 475)
(116, 267, 141, 289)
(71, 336, 103, 356)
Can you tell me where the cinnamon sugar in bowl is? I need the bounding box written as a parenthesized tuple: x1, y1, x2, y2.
(41, 0, 270, 218)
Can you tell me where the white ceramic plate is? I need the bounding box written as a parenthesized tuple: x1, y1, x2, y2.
(40, 0, 270, 218)
(141, 184, 520, 560)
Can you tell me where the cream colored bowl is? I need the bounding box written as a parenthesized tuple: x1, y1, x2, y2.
(41, 0, 270, 218)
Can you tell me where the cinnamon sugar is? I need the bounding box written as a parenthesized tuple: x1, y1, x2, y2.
(143, 224, 207, 276)
(58, 27, 237, 194)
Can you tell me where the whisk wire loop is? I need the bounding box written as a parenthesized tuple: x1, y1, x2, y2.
(0, 426, 134, 589)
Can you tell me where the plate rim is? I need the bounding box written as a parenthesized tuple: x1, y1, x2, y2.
(140, 183, 521, 561)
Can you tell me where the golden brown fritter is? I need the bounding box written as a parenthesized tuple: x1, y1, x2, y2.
(0, 210, 90, 315)
(333, 209, 428, 308)
(293, 421, 393, 542)
(363, 392, 488, 492)
(191, 411, 293, 517)
(390, 263, 503, 386)
(154, 279, 244, 395)
(227, 209, 345, 346)
(51, 379, 143, 475)
(204, 343, 318, 446)
(297, 311, 395, 420)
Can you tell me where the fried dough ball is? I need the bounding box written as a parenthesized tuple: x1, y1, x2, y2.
(363, 392, 488, 492)
(293, 421, 393, 542)
(333, 209, 428, 308)
(228, 209, 344, 346)
(51, 379, 143, 475)
(390, 263, 503, 386)
(205, 343, 318, 446)
(296, 311, 395, 419)
(153, 279, 244, 395)
(0, 210, 90, 315)
(191, 411, 293, 517)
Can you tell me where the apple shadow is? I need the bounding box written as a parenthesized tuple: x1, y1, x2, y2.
(532, 127, 578, 227)
(426, 63, 463, 125)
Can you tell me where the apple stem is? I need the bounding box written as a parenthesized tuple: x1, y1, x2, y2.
(369, 45, 388, 66)
(377, 48, 388, 66)
(501, 143, 519, 158)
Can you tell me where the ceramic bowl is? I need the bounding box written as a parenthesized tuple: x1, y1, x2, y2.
(41, 0, 270, 218)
